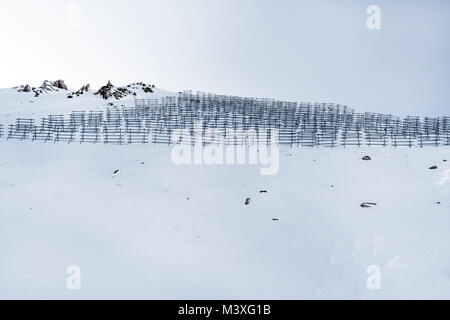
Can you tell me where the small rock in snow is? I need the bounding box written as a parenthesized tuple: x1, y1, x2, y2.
(361, 202, 377, 208)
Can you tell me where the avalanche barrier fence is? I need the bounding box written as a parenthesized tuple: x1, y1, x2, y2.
(3, 91, 450, 147)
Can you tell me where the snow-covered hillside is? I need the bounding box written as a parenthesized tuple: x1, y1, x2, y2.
(0, 83, 449, 299)
(0, 80, 176, 123)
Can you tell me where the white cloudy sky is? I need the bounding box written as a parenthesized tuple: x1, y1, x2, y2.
(0, 0, 449, 115)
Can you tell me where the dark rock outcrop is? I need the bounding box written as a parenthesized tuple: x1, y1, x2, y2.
(68, 84, 90, 98)
(361, 202, 377, 208)
(95, 81, 134, 100)
(17, 84, 31, 93)
(51, 80, 68, 90)
(17, 80, 68, 97)
(16, 80, 156, 100)
(94, 81, 155, 100)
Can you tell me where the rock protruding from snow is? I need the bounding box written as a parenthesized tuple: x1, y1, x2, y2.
(361, 202, 377, 208)
(14, 80, 157, 100)
(16, 80, 69, 97)
(51, 80, 68, 90)
(95, 81, 132, 100)
(39, 80, 65, 93)
(67, 84, 90, 98)
(17, 85, 32, 93)
(94, 81, 155, 100)
(127, 82, 155, 93)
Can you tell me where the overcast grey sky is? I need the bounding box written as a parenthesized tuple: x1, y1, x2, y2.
(1, 0, 449, 116)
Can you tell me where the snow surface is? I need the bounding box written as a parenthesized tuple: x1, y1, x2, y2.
(0, 86, 449, 299)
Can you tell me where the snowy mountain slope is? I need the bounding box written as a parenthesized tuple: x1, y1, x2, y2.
(0, 143, 449, 299)
(0, 83, 449, 299)
(0, 81, 176, 123)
